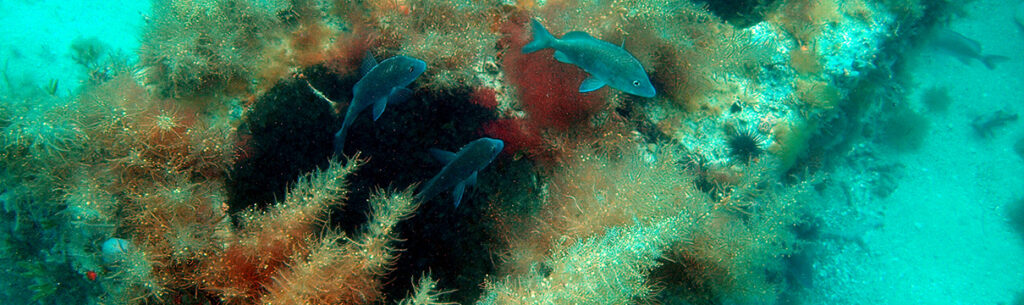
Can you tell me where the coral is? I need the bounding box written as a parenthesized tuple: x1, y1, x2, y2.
(202, 157, 362, 303)
(336, 0, 502, 90)
(790, 43, 823, 75)
(138, 0, 285, 99)
(491, 141, 797, 305)
(769, 0, 841, 44)
(0, 97, 87, 163)
(396, 274, 452, 305)
(768, 119, 814, 175)
(479, 213, 693, 305)
(261, 187, 418, 305)
(794, 77, 841, 114)
(2, 0, 932, 304)
(612, 3, 773, 115)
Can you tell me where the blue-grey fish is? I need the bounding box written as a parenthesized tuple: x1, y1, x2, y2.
(932, 29, 1009, 70)
(334, 52, 427, 154)
(417, 137, 504, 208)
(522, 19, 656, 98)
(1016, 2, 1024, 30)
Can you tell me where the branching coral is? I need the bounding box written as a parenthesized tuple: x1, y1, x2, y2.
(479, 213, 693, 305)
(396, 274, 452, 305)
(200, 157, 362, 302)
(261, 187, 418, 305)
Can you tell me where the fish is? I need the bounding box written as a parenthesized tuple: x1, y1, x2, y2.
(334, 52, 427, 154)
(416, 137, 504, 208)
(931, 28, 1009, 70)
(1016, 2, 1024, 30)
(522, 19, 656, 98)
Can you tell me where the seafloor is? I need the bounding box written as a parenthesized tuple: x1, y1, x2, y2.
(1, 0, 1022, 304)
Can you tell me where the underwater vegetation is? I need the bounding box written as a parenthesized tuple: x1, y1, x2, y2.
(0, 0, 975, 304)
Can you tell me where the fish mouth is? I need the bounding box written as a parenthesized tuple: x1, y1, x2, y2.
(634, 87, 656, 98)
(412, 60, 427, 75)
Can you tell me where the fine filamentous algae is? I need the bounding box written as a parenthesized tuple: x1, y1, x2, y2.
(1, 0, 1022, 304)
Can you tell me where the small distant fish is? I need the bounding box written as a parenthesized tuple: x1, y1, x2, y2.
(1016, 2, 1024, 30)
(971, 110, 1018, 138)
(523, 19, 656, 97)
(931, 28, 1009, 70)
(334, 52, 426, 154)
(417, 137, 504, 208)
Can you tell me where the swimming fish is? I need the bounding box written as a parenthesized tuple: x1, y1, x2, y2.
(1016, 2, 1024, 30)
(334, 52, 427, 154)
(522, 19, 656, 98)
(931, 28, 1009, 70)
(417, 137, 504, 208)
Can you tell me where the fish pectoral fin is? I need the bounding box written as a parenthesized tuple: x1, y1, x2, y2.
(360, 51, 378, 77)
(563, 31, 594, 41)
(579, 76, 606, 92)
(466, 171, 478, 186)
(371, 98, 388, 121)
(452, 181, 467, 208)
(387, 87, 413, 105)
(554, 51, 573, 64)
(429, 148, 457, 164)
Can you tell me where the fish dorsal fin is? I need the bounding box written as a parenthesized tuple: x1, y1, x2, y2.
(429, 148, 457, 164)
(360, 51, 378, 76)
(563, 31, 593, 41)
(579, 76, 606, 92)
(452, 181, 466, 208)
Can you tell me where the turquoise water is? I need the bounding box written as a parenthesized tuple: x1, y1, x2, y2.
(1, 0, 1023, 304)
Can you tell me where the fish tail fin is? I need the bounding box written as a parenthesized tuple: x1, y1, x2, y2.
(982, 55, 1010, 70)
(333, 125, 349, 155)
(415, 177, 442, 204)
(522, 19, 555, 54)
(334, 106, 356, 154)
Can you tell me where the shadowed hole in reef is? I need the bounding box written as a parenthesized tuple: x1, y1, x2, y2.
(697, 0, 778, 28)
(226, 63, 502, 303)
(338, 84, 500, 303)
(226, 65, 351, 214)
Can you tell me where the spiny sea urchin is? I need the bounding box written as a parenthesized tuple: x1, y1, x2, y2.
(727, 126, 766, 163)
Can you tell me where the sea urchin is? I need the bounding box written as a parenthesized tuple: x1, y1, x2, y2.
(727, 127, 765, 163)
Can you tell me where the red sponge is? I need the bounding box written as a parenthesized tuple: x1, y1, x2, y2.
(485, 16, 606, 161)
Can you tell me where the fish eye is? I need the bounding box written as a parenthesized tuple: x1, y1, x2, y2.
(632, 80, 640, 87)
(409, 66, 415, 72)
